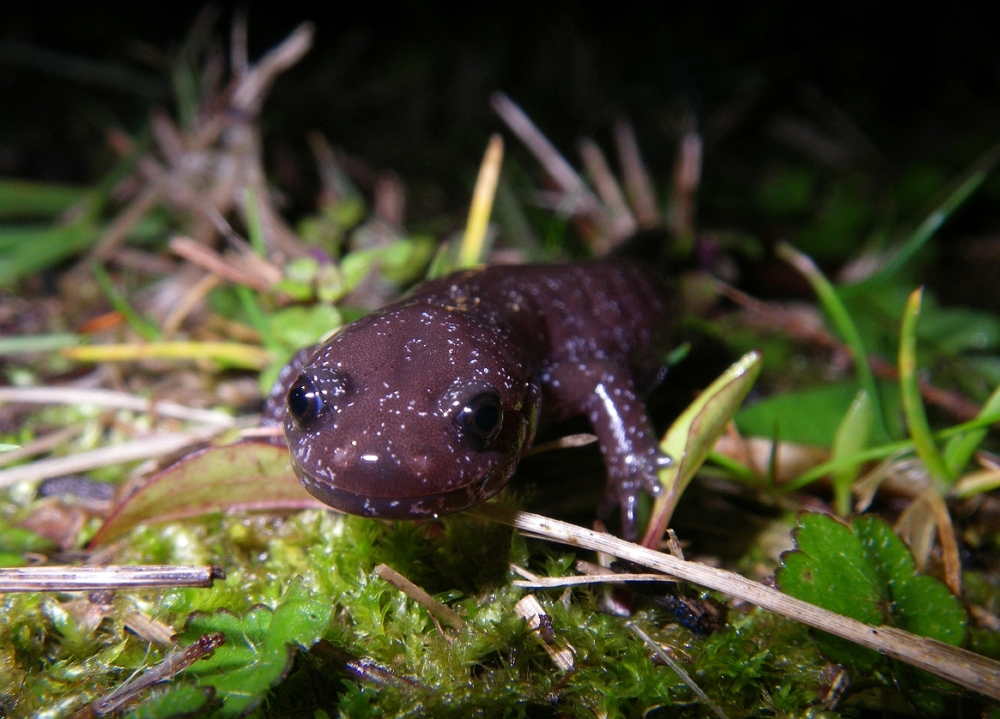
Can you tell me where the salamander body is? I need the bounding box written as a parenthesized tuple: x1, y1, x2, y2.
(265, 260, 673, 536)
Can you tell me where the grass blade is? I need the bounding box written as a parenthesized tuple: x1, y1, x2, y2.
(843, 142, 1000, 295)
(0, 179, 88, 219)
(943, 380, 1000, 477)
(61, 341, 272, 370)
(831, 390, 873, 516)
(90, 262, 160, 341)
(641, 351, 761, 547)
(458, 134, 504, 269)
(776, 243, 890, 442)
(899, 287, 951, 484)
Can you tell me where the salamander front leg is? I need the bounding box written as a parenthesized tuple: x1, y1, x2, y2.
(588, 377, 671, 538)
(546, 360, 670, 539)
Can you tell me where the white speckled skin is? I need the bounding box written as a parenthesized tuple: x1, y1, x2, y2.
(265, 260, 673, 535)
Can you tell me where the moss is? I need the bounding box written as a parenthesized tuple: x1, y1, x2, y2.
(0, 504, 851, 717)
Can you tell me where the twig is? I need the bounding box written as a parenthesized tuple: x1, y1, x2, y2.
(512, 572, 677, 589)
(514, 594, 574, 670)
(0, 424, 86, 468)
(524, 433, 597, 456)
(578, 137, 637, 249)
(466, 505, 1000, 700)
(491, 92, 611, 239)
(627, 621, 728, 719)
(230, 23, 314, 115)
(0, 424, 232, 489)
(614, 120, 661, 229)
(374, 563, 465, 629)
(0, 565, 224, 592)
(0, 386, 236, 426)
(69, 633, 224, 718)
(169, 235, 280, 290)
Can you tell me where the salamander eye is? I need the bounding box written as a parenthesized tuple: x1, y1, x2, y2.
(455, 392, 503, 449)
(287, 376, 321, 425)
(287, 369, 351, 427)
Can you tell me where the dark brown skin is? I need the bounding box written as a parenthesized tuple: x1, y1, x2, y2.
(264, 260, 673, 537)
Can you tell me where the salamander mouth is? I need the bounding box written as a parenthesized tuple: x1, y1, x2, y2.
(291, 458, 517, 519)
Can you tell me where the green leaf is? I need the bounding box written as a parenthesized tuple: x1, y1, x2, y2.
(778, 513, 967, 678)
(643, 351, 761, 546)
(918, 304, 1000, 355)
(340, 236, 435, 290)
(269, 304, 342, 355)
(0, 523, 56, 555)
(830, 390, 872, 516)
(899, 288, 951, 484)
(126, 684, 214, 719)
(944, 379, 1000, 477)
(776, 243, 890, 442)
(0, 221, 98, 285)
(852, 516, 966, 646)
(178, 580, 332, 716)
(0, 178, 88, 219)
(736, 382, 866, 446)
(90, 261, 160, 341)
(843, 142, 1000, 295)
(776, 513, 884, 670)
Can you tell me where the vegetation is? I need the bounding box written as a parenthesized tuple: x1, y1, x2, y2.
(2, 9, 1000, 718)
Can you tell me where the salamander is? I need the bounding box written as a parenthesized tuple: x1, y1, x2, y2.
(264, 260, 674, 537)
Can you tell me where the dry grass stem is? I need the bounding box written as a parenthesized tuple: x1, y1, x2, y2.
(614, 120, 661, 229)
(0, 386, 236, 426)
(0, 424, 232, 489)
(468, 505, 1000, 700)
(514, 594, 575, 671)
(373, 563, 465, 630)
(579, 137, 637, 250)
(491, 92, 611, 243)
(0, 565, 224, 592)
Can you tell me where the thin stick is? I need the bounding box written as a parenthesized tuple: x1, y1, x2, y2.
(614, 120, 661, 229)
(69, 633, 225, 719)
(513, 573, 677, 589)
(0, 386, 236, 426)
(0, 424, 230, 489)
(515, 594, 575, 671)
(374, 563, 465, 629)
(578, 137, 637, 249)
(627, 621, 729, 719)
(0, 565, 224, 592)
(491, 92, 610, 234)
(0, 424, 85, 468)
(466, 505, 1000, 700)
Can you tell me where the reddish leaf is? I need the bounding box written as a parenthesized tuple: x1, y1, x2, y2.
(91, 441, 324, 545)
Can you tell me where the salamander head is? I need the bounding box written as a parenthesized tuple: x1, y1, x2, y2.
(283, 304, 540, 518)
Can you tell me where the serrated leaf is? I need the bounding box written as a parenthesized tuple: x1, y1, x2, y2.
(853, 516, 967, 647)
(126, 684, 214, 719)
(178, 580, 332, 716)
(91, 441, 322, 545)
(777, 514, 884, 669)
(778, 512, 968, 679)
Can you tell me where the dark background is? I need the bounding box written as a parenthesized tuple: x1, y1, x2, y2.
(3, 3, 999, 275)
